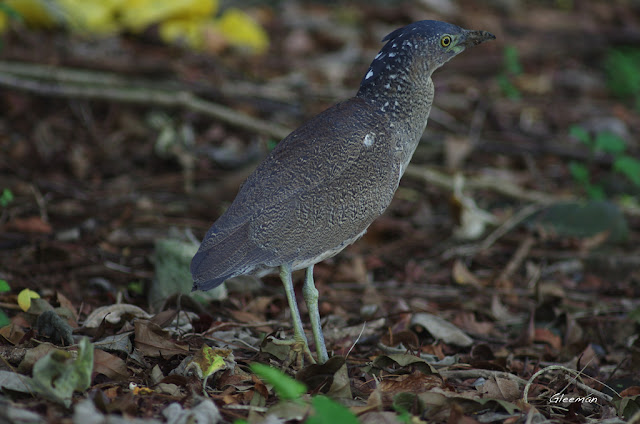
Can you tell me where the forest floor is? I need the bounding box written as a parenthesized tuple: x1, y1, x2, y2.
(1, 1, 640, 423)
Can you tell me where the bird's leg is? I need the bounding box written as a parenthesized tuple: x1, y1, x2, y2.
(302, 265, 329, 364)
(278, 264, 315, 365)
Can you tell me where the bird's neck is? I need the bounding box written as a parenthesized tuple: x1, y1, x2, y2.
(356, 60, 435, 156)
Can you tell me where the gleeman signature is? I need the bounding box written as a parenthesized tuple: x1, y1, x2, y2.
(549, 393, 598, 404)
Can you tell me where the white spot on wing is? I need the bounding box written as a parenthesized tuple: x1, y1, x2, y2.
(363, 133, 375, 147)
(388, 52, 396, 57)
(365, 69, 374, 79)
(375, 52, 382, 59)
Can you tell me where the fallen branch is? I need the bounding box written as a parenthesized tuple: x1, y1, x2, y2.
(0, 62, 291, 140)
(404, 165, 640, 217)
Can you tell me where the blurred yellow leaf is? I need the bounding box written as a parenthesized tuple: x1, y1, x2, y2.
(121, 0, 217, 32)
(56, 0, 124, 34)
(216, 8, 268, 54)
(158, 17, 206, 50)
(5, 0, 58, 28)
(0, 11, 7, 32)
(2, 0, 267, 55)
(17, 288, 40, 312)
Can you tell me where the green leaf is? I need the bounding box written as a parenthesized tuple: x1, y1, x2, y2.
(604, 48, 640, 100)
(0, 279, 10, 292)
(586, 183, 605, 200)
(0, 310, 10, 327)
(569, 125, 591, 145)
(613, 156, 640, 187)
(306, 396, 359, 424)
(594, 131, 626, 154)
(0, 188, 13, 207)
(497, 75, 521, 100)
(569, 161, 590, 185)
(127, 280, 144, 295)
(503, 45, 522, 75)
(267, 139, 278, 151)
(532, 200, 629, 242)
(250, 363, 307, 400)
(393, 393, 422, 422)
(31, 337, 94, 407)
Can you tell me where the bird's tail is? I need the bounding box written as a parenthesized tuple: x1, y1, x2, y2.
(190, 222, 266, 292)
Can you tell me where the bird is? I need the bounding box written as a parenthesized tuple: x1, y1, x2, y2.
(191, 20, 495, 365)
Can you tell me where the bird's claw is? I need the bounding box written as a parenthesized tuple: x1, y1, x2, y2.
(268, 336, 316, 369)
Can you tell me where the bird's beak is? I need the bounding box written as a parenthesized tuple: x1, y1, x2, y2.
(460, 29, 496, 48)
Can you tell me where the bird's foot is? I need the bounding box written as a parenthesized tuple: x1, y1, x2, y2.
(268, 336, 316, 369)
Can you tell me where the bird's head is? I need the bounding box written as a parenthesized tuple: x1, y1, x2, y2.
(358, 20, 495, 95)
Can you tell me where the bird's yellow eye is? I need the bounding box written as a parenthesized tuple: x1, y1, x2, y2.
(440, 35, 452, 48)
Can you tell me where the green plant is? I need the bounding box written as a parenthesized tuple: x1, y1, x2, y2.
(568, 126, 640, 199)
(0, 279, 10, 327)
(245, 363, 359, 424)
(604, 47, 640, 110)
(0, 188, 13, 207)
(498, 45, 522, 100)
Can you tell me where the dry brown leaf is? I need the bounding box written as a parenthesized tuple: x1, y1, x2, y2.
(452, 259, 482, 287)
(133, 320, 189, 358)
(56, 292, 78, 323)
(447, 402, 482, 424)
(452, 312, 494, 336)
(533, 328, 562, 350)
(0, 323, 25, 345)
(620, 386, 640, 397)
(368, 371, 444, 408)
(93, 349, 129, 381)
(17, 343, 59, 373)
(360, 411, 404, 424)
(6, 216, 52, 234)
(84, 304, 152, 328)
(411, 313, 474, 347)
(478, 377, 521, 401)
(150, 309, 178, 327)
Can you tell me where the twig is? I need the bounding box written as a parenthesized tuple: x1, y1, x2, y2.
(405, 164, 640, 217)
(439, 369, 529, 388)
(404, 165, 561, 204)
(0, 68, 291, 140)
(443, 203, 544, 259)
(345, 321, 366, 360)
(522, 365, 615, 403)
(496, 235, 536, 283)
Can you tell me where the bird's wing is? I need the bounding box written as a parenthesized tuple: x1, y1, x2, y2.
(226, 98, 396, 218)
(192, 97, 401, 286)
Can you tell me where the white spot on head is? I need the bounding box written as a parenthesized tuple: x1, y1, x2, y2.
(365, 69, 374, 79)
(392, 43, 397, 48)
(363, 133, 375, 147)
